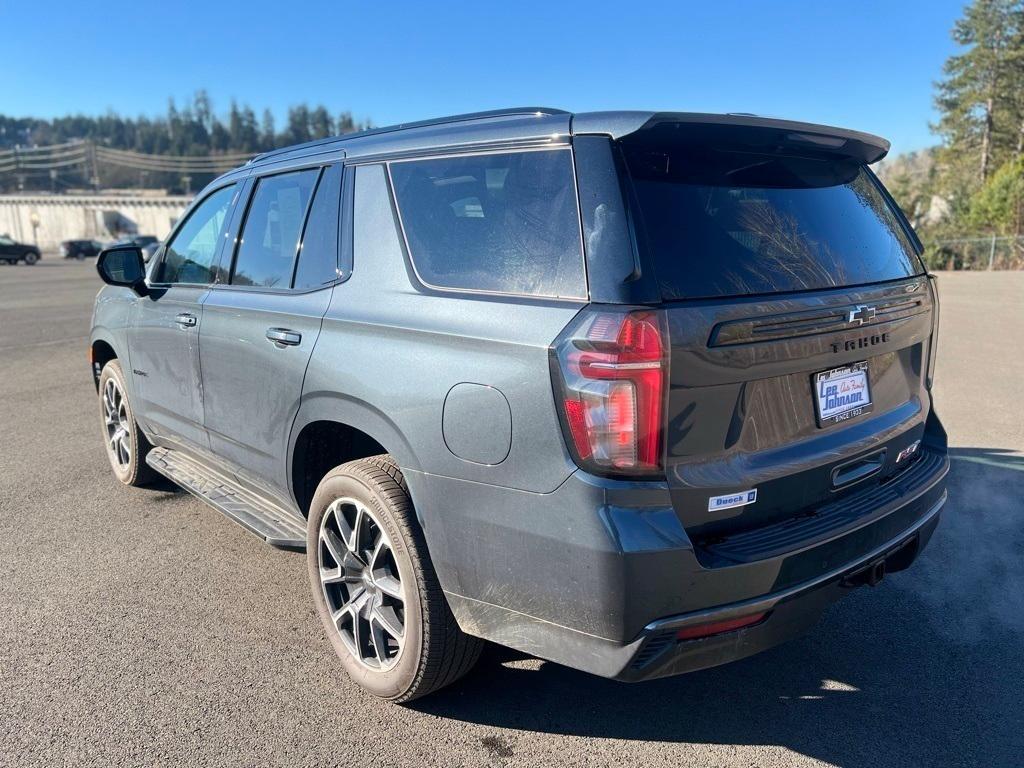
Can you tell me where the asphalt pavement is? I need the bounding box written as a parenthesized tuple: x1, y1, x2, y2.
(1, 259, 1021, 767)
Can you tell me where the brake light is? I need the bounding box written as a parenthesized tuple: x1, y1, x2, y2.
(551, 309, 668, 476)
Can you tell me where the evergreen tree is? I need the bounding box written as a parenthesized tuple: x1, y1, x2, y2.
(337, 111, 357, 134)
(0, 96, 368, 191)
(934, 0, 1024, 186)
(166, 98, 181, 145)
(310, 105, 333, 139)
(969, 157, 1024, 235)
(210, 121, 231, 153)
(1008, 10, 1024, 158)
(239, 106, 259, 152)
(285, 105, 312, 145)
(193, 90, 214, 132)
(228, 101, 244, 148)
(260, 108, 276, 150)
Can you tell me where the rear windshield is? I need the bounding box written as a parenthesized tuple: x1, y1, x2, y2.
(622, 145, 923, 300)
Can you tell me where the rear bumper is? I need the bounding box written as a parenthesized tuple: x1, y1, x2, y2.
(408, 442, 948, 681)
(616, 492, 942, 681)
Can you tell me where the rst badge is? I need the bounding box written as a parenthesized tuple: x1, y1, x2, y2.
(896, 440, 921, 464)
(708, 489, 758, 512)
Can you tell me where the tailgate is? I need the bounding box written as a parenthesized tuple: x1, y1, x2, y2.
(663, 276, 935, 540)
(615, 120, 937, 545)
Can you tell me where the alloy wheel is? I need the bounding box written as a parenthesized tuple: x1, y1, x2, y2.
(102, 377, 131, 469)
(318, 497, 406, 670)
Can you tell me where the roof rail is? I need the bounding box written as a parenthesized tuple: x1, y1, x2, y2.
(248, 107, 569, 166)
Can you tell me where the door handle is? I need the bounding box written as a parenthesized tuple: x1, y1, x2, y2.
(266, 328, 302, 346)
(175, 313, 197, 328)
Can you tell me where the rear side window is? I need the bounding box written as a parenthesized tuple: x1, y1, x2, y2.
(157, 184, 235, 284)
(389, 148, 585, 299)
(293, 164, 343, 290)
(622, 146, 923, 300)
(232, 169, 318, 288)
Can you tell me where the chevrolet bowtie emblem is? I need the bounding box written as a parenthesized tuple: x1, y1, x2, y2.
(847, 305, 877, 326)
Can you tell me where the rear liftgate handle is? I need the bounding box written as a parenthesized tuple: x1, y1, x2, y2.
(831, 449, 886, 490)
(266, 328, 302, 347)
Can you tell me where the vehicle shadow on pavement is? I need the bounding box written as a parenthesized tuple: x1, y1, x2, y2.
(415, 447, 1024, 768)
(142, 475, 184, 496)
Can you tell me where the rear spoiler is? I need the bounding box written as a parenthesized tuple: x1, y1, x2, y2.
(572, 111, 890, 165)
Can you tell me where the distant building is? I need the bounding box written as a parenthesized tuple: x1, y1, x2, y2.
(0, 192, 191, 249)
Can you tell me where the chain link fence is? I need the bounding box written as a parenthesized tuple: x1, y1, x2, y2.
(925, 235, 1024, 270)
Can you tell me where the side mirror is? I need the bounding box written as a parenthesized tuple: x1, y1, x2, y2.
(96, 246, 147, 296)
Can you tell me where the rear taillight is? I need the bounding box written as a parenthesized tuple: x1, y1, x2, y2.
(926, 275, 939, 389)
(550, 308, 668, 477)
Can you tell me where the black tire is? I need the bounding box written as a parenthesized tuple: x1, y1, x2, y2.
(23, 251, 39, 265)
(97, 360, 155, 486)
(307, 455, 482, 702)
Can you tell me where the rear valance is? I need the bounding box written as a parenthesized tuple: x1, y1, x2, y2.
(572, 111, 890, 165)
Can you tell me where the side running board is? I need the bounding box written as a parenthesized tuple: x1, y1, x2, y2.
(146, 447, 306, 549)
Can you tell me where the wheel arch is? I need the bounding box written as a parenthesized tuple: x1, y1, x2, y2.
(288, 393, 422, 519)
(90, 334, 120, 391)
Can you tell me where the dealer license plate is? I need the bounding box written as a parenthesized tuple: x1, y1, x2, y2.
(814, 362, 872, 426)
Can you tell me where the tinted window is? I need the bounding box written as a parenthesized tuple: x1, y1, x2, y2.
(389, 149, 585, 298)
(232, 169, 318, 288)
(293, 164, 342, 290)
(623, 146, 923, 300)
(156, 184, 235, 284)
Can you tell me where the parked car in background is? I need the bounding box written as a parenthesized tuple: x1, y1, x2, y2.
(119, 235, 159, 250)
(0, 234, 41, 265)
(108, 235, 160, 263)
(140, 241, 160, 263)
(89, 108, 948, 703)
(60, 239, 104, 260)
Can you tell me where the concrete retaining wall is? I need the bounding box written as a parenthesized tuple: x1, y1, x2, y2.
(0, 194, 192, 250)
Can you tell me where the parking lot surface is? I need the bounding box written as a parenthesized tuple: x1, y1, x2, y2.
(1, 260, 1021, 767)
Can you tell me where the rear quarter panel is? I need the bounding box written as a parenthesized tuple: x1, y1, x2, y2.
(300, 163, 582, 493)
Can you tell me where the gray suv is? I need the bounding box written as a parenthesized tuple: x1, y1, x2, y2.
(90, 108, 948, 702)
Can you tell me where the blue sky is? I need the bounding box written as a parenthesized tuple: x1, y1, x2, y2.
(2, 0, 965, 156)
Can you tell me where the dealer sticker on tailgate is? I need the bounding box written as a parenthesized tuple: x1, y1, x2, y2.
(814, 361, 872, 426)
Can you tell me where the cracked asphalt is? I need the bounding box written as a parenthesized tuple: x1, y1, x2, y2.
(1, 260, 1021, 767)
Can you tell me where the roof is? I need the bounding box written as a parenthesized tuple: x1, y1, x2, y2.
(248, 107, 571, 168)
(241, 107, 890, 172)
